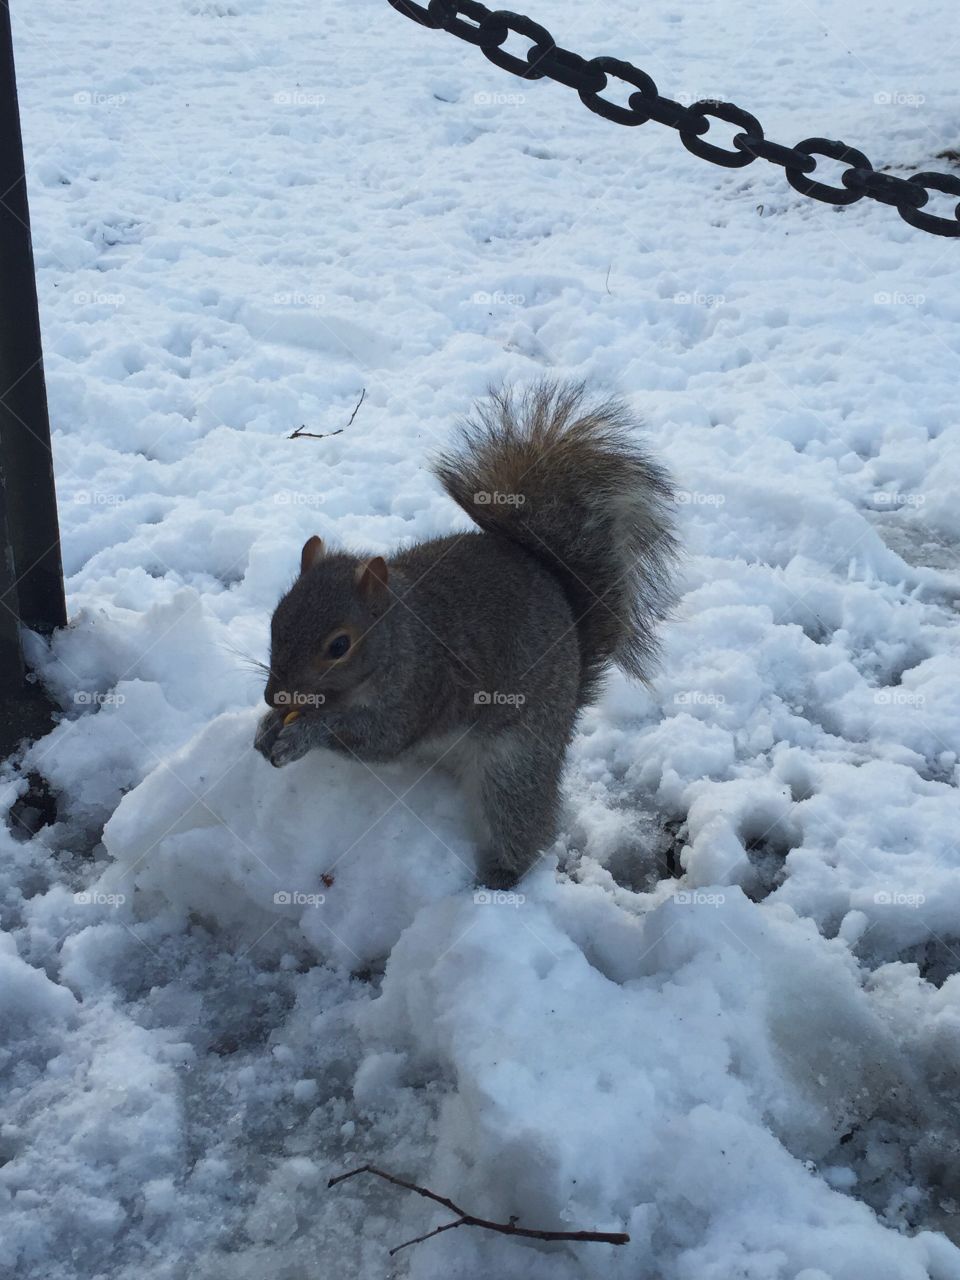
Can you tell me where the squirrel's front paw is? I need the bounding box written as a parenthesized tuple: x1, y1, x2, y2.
(267, 718, 315, 768)
(254, 708, 285, 759)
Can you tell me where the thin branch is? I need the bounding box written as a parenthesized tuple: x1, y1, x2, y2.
(289, 387, 366, 439)
(327, 1165, 630, 1253)
(289, 425, 342, 440)
(389, 1216, 468, 1256)
(345, 386, 366, 427)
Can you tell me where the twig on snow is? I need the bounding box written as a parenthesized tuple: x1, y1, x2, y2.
(327, 1164, 630, 1256)
(289, 387, 366, 439)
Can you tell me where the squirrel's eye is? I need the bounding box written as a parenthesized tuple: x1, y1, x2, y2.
(327, 633, 351, 660)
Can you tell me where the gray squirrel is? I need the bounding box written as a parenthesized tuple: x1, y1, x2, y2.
(254, 381, 678, 887)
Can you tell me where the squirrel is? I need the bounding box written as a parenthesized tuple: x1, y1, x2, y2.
(254, 381, 678, 888)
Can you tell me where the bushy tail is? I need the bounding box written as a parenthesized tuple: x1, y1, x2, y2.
(433, 381, 679, 703)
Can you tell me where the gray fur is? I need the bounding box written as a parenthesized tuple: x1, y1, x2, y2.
(256, 381, 678, 887)
(434, 381, 679, 703)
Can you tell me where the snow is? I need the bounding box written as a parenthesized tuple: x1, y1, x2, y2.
(3, 0, 960, 1276)
(100, 708, 474, 967)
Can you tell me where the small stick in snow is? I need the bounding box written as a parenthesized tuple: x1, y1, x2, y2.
(327, 1164, 630, 1255)
(289, 387, 366, 439)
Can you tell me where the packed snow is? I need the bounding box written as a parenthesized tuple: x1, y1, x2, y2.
(3, 0, 960, 1277)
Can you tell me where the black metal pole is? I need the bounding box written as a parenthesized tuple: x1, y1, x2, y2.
(0, 7, 67, 640)
(0, 0, 66, 745)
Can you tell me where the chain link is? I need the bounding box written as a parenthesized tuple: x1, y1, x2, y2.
(389, 0, 960, 238)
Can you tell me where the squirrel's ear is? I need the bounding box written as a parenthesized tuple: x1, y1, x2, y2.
(355, 556, 389, 599)
(300, 535, 325, 575)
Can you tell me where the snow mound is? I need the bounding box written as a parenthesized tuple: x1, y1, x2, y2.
(101, 710, 474, 967)
(355, 881, 960, 1279)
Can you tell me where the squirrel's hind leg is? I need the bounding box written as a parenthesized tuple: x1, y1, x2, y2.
(467, 729, 566, 889)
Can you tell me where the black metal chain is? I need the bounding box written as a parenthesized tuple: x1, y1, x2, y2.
(388, 0, 960, 239)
